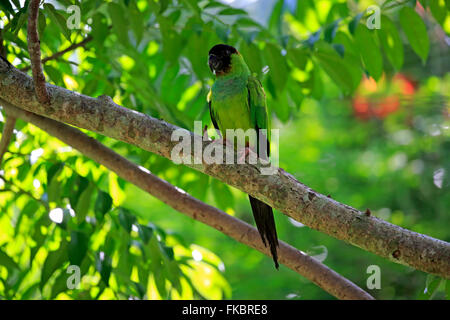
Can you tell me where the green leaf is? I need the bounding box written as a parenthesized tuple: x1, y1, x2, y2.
(158, 16, 183, 63)
(95, 251, 112, 286)
(107, 2, 130, 46)
(304, 30, 321, 48)
(47, 162, 64, 203)
(43, 3, 71, 42)
(159, 0, 171, 14)
(377, 15, 404, 70)
(211, 179, 234, 211)
(181, 0, 200, 15)
(68, 231, 89, 266)
(264, 43, 289, 95)
(129, 2, 144, 44)
(429, 0, 447, 26)
(333, 31, 358, 56)
(118, 207, 136, 233)
(236, 17, 261, 28)
(311, 64, 323, 99)
(203, 1, 227, 10)
(324, 19, 340, 43)
(90, 13, 109, 46)
(354, 24, 383, 80)
(15, 200, 40, 236)
(137, 224, 154, 244)
(9, 4, 28, 35)
(46, 162, 64, 186)
(287, 48, 309, 70)
(148, 237, 167, 297)
(38, 9, 47, 36)
(47, 179, 61, 203)
(217, 8, 247, 16)
(399, 6, 429, 64)
(75, 182, 95, 223)
(50, 270, 69, 299)
(40, 241, 68, 290)
(0, 248, 20, 272)
(314, 41, 356, 93)
(70, 175, 89, 210)
(0, 1, 15, 16)
(268, 0, 284, 36)
(213, 19, 230, 42)
(348, 12, 363, 35)
(419, 274, 442, 299)
(94, 190, 113, 219)
(44, 65, 63, 85)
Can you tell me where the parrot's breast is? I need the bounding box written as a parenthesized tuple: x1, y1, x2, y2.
(211, 76, 252, 134)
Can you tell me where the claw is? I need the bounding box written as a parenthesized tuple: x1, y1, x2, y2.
(237, 146, 258, 164)
(203, 125, 209, 141)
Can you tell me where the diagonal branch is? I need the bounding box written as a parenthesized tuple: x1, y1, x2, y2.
(0, 115, 16, 166)
(20, 35, 93, 72)
(0, 59, 449, 279)
(0, 100, 374, 300)
(27, 0, 50, 104)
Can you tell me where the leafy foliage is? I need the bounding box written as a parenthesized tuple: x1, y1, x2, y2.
(0, 0, 449, 299)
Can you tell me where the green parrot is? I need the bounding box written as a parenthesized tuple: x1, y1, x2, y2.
(207, 44, 279, 269)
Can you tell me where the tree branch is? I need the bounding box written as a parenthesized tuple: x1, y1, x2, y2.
(27, 0, 50, 104)
(0, 115, 16, 166)
(0, 59, 448, 279)
(20, 35, 93, 72)
(0, 100, 374, 300)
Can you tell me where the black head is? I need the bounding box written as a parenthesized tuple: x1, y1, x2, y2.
(208, 44, 238, 75)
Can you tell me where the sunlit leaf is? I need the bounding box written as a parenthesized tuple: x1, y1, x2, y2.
(40, 241, 68, 290)
(377, 15, 404, 70)
(0, 249, 20, 272)
(107, 2, 130, 46)
(354, 24, 383, 80)
(399, 6, 429, 64)
(43, 3, 71, 42)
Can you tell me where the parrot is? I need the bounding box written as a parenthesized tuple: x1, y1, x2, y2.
(207, 44, 279, 269)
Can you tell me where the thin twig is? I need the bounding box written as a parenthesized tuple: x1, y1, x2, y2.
(27, 0, 50, 104)
(0, 173, 48, 210)
(20, 35, 93, 72)
(1, 100, 374, 300)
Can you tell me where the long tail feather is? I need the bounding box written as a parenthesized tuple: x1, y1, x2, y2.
(248, 195, 279, 269)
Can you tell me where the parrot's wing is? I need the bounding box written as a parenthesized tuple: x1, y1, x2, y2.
(207, 89, 220, 132)
(247, 75, 270, 157)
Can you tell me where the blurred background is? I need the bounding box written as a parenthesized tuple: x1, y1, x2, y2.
(0, 0, 448, 299)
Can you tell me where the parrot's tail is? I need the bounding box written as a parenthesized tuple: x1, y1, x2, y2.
(248, 195, 279, 269)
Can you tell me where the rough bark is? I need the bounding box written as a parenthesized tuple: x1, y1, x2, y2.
(1, 101, 374, 300)
(0, 59, 448, 278)
(0, 115, 16, 166)
(26, 0, 50, 104)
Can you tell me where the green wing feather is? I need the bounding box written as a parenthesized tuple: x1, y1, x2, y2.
(207, 89, 220, 132)
(247, 75, 270, 157)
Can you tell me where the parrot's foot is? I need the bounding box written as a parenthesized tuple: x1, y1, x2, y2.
(202, 125, 210, 141)
(210, 136, 232, 147)
(237, 146, 258, 164)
